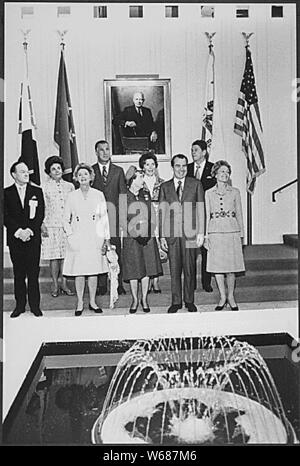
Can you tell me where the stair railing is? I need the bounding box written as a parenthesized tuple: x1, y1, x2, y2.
(272, 179, 297, 202)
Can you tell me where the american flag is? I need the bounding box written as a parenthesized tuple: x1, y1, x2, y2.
(201, 43, 215, 150)
(234, 47, 265, 194)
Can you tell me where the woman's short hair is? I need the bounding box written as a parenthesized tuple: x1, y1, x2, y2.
(73, 162, 95, 184)
(138, 151, 158, 169)
(211, 160, 232, 178)
(44, 156, 65, 175)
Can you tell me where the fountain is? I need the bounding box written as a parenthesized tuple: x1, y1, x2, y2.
(91, 336, 297, 444)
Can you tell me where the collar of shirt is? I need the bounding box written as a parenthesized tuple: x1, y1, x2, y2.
(15, 182, 27, 193)
(98, 162, 110, 175)
(195, 160, 206, 177)
(174, 177, 185, 190)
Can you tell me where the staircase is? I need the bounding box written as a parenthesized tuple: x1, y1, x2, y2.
(3, 242, 298, 312)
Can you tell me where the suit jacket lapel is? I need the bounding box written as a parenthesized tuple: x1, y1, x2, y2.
(105, 163, 115, 186)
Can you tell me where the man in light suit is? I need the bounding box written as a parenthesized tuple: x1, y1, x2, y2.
(159, 154, 205, 313)
(92, 140, 127, 295)
(187, 139, 216, 292)
(4, 161, 45, 317)
(113, 91, 158, 152)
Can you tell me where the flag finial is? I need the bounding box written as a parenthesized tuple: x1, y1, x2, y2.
(21, 29, 31, 50)
(242, 32, 254, 48)
(57, 30, 68, 50)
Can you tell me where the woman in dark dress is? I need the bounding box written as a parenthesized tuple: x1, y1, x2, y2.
(122, 166, 163, 314)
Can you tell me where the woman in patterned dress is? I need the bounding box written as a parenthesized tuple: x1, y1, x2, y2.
(205, 160, 245, 311)
(122, 166, 163, 314)
(41, 156, 75, 297)
(139, 152, 165, 293)
(63, 163, 111, 316)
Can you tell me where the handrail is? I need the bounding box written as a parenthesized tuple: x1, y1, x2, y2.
(272, 179, 297, 202)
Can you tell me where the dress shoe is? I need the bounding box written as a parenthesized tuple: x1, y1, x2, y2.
(60, 287, 75, 296)
(97, 286, 107, 296)
(31, 309, 43, 317)
(149, 283, 161, 294)
(140, 300, 150, 313)
(129, 302, 138, 314)
(203, 285, 213, 293)
(227, 301, 239, 311)
(167, 304, 181, 314)
(215, 301, 227, 311)
(185, 303, 197, 312)
(75, 308, 83, 316)
(88, 304, 103, 314)
(51, 288, 60, 297)
(117, 285, 126, 295)
(10, 308, 25, 318)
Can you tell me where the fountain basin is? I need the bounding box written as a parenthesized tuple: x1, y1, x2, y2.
(92, 387, 290, 444)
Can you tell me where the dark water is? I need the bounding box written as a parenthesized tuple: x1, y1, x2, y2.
(4, 353, 300, 445)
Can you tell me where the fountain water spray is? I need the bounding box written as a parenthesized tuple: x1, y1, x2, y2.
(92, 336, 297, 444)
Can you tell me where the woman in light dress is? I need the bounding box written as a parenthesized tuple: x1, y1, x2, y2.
(139, 152, 165, 294)
(41, 156, 75, 297)
(63, 163, 110, 316)
(205, 160, 245, 311)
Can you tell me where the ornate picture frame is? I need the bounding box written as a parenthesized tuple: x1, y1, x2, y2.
(104, 78, 171, 161)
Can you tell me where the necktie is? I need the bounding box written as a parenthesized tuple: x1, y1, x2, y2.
(138, 108, 143, 117)
(102, 166, 108, 185)
(176, 180, 183, 201)
(195, 165, 201, 180)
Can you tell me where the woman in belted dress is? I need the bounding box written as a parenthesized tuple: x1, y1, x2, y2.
(63, 163, 110, 316)
(205, 160, 245, 311)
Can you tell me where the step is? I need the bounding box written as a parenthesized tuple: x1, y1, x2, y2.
(3, 268, 298, 295)
(3, 281, 298, 313)
(2, 244, 298, 278)
(283, 234, 298, 249)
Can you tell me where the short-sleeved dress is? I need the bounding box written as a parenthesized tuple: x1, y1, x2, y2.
(205, 185, 245, 273)
(63, 188, 110, 276)
(41, 178, 74, 260)
(122, 189, 163, 282)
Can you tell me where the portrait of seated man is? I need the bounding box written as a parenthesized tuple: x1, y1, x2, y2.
(113, 91, 158, 154)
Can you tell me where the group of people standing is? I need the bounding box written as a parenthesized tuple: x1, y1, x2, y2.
(4, 139, 245, 318)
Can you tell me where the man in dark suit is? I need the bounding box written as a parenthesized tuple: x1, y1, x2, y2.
(4, 161, 45, 317)
(159, 154, 205, 313)
(113, 91, 158, 152)
(92, 140, 127, 295)
(187, 139, 216, 292)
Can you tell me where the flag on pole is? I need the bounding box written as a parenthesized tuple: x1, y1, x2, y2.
(234, 47, 265, 194)
(18, 48, 40, 185)
(54, 50, 78, 182)
(201, 42, 215, 150)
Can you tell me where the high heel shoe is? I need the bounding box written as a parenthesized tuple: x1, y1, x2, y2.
(148, 284, 154, 293)
(227, 301, 239, 311)
(60, 287, 75, 296)
(129, 302, 138, 314)
(75, 308, 83, 316)
(153, 287, 161, 294)
(89, 304, 103, 313)
(215, 301, 227, 311)
(51, 288, 60, 298)
(140, 299, 150, 313)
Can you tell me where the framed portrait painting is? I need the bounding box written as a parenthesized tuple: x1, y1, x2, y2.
(104, 78, 171, 160)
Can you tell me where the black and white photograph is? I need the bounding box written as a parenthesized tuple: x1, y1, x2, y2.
(1, 1, 299, 448)
(104, 78, 171, 158)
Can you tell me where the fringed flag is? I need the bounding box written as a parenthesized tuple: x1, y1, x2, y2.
(234, 47, 265, 194)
